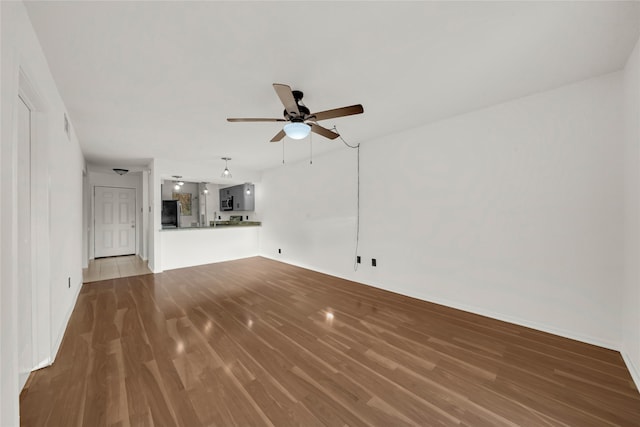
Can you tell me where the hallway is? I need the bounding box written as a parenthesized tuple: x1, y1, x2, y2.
(83, 255, 151, 283)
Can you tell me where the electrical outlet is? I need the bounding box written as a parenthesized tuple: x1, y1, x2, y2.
(356, 256, 361, 264)
(278, 248, 282, 254)
(372, 258, 377, 267)
(246, 216, 249, 220)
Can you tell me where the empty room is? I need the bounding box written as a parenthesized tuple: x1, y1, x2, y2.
(2, 1, 640, 426)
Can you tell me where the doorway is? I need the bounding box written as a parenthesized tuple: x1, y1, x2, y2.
(17, 95, 33, 389)
(94, 186, 136, 258)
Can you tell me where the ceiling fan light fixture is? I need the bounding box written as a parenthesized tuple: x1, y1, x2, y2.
(227, 84, 363, 143)
(284, 122, 310, 140)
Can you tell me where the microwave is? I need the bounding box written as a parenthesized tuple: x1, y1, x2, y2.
(221, 197, 233, 211)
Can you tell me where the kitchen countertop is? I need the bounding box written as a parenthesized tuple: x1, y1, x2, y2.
(161, 221, 261, 231)
(212, 221, 261, 226)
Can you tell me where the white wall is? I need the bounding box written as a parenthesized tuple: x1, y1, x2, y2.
(149, 160, 160, 272)
(623, 36, 640, 388)
(261, 71, 624, 350)
(1, 2, 85, 425)
(87, 169, 143, 260)
(142, 170, 150, 260)
(82, 171, 89, 267)
(160, 227, 260, 271)
(260, 149, 358, 272)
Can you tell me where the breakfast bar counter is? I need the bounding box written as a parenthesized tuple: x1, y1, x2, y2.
(160, 223, 260, 271)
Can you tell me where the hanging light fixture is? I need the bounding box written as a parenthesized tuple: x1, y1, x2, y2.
(172, 175, 184, 191)
(283, 122, 310, 140)
(203, 184, 209, 194)
(113, 168, 129, 176)
(221, 157, 232, 178)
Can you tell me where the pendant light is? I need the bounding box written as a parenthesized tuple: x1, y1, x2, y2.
(172, 175, 184, 191)
(221, 157, 232, 178)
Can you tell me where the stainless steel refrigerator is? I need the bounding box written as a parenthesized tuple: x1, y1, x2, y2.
(161, 200, 181, 228)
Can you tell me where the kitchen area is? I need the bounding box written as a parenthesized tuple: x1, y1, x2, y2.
(161, 180, 260, 229)
(159, 179, 262, 270)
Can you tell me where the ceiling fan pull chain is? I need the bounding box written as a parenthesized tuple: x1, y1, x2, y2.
(310, 132, 313, 165)
(282, 139, 285, 165)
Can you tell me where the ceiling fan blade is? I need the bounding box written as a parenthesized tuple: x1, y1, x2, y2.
(310, 104, 364, 122)
(273, 83, 301, 117)
(310, 123, 339, 140)
(227, 118, 286, 122)
(270, 129, 286, 142)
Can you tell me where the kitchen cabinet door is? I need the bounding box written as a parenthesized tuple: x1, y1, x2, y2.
(219, 184, 255, 211)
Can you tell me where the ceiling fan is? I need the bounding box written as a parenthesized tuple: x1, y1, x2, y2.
(227, 83, 364, 142)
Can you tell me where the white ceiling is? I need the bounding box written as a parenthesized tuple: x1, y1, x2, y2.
(24, 1, 640, 174)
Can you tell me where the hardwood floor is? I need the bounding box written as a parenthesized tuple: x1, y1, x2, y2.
(83, 255, 152, 283)
(21, 257, 640, 426)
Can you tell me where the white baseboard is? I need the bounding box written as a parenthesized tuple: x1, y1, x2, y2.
(258, 255, 620, 351)
(32, 357, 51, 371)
(621, 349, 640, 392)
(18, 373, 29, 394)
(19, 359, 52, 393)
(403, 290, 620, 351)
(148, 259, 161, 273)
(49, 279, 83, 365)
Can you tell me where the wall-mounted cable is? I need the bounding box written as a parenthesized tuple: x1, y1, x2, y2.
(332, 126, 361, 271)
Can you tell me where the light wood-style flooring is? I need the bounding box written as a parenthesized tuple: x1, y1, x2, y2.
(83, 255, 152, 283)
(21, 257, 640, 426)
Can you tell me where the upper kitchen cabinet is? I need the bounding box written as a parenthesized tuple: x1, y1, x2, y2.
(220, 183, 255, 211)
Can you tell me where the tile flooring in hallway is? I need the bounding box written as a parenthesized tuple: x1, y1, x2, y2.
(83, 255, 152, 283)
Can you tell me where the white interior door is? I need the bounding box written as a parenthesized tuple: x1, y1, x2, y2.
(94, 186, 136, 257)
(17, 95, 33, 387)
